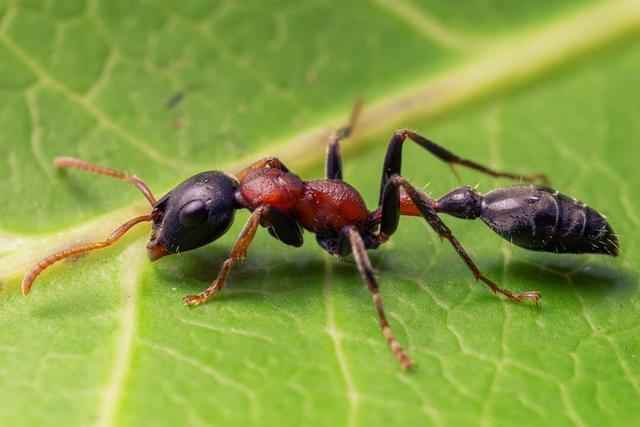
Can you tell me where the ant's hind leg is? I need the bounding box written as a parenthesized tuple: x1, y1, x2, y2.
(325, 99, 364, 180)
(386, 176, 541, 304)
(340, 226, 415, 370)
(54, 157, 157, 206)
(378, 130, 548, 204)
(183, 206, 267, 307)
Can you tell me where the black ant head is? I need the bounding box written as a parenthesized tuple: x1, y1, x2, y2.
(147, 171, 239, 261)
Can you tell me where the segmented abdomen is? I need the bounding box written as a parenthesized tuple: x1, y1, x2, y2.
(480, 185, 618, 255)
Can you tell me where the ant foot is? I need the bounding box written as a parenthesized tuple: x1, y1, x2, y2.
(514, 291, 542, 306)
(183, 292, 210, 307)
(399, 354, 416, 371)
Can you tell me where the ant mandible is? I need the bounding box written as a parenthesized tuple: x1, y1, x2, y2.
(23, 103, 619, 370)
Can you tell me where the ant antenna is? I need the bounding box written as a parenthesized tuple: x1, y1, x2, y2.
(54, 157, 157, 206)
(22, 214, 153, 295)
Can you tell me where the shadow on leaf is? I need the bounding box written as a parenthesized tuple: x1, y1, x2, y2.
(151, 246, 332, 303)
(507, 256, 637, 299)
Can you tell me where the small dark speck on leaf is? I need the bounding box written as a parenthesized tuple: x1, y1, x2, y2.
(174, 118, 186, 130)
(166, 91, 186, 109)
(307, 69, 318, 84)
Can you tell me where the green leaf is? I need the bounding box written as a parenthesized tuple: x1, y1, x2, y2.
(1, 1, 639, 426)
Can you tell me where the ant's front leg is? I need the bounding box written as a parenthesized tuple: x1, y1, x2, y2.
(379, 175, 541, 304)
(235, 158, 290, 182)
(183, 206, 267, 307)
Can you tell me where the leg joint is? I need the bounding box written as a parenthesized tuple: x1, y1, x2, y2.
(387, 174, 407, 187)
(393, 129, 409, 140)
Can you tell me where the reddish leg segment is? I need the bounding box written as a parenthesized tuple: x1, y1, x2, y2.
(54, 157, 157, 206)
(235, 157, 290, 182)
(342, 226, 415, 370)
(183, 206, 267, 307)
(22, 215, 152, 295)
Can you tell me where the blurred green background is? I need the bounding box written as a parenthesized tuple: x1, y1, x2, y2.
(0, 0, 639, 426)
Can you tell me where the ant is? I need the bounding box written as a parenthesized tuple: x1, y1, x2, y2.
(23, 103, 619, 370)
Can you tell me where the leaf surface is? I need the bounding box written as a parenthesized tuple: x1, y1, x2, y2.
(1, 1, 639, 426)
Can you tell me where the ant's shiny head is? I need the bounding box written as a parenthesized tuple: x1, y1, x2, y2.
(147, 171, 239, 261)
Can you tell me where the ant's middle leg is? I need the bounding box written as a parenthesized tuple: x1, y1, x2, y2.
(338, 225, 415, 370)
(378, 176, 541, 304)
(325, 100, 364, 180)
(378, 130, 548, 204)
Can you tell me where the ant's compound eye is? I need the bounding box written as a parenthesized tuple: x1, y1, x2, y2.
(179, 200, 208, 227)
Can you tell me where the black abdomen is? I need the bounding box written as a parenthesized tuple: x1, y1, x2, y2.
(480, 185, 619, 255)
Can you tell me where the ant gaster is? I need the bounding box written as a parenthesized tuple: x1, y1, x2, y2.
(23, 103, 619, 370)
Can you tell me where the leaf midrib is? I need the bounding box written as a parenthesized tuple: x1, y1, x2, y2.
(1, 0, 639, 286)
(95, 243, 144, 427)
(322, 255, 360, 427)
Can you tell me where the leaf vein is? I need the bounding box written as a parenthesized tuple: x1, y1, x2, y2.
(95, 243, 145, 427)
(369, 0, 476, 50)
(322, 255, 359, 427)
(0, 33, 189, 171)
(143, 0, 310, 112)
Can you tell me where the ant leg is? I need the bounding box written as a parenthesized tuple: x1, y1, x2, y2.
(340, 225, 415, 370)
(325, 132, 343, 180)
(387, 176, 541, 304)
(378, 130, 548, 204)
(375, 176, 437, 243)
(183, 206, 267, 307)
(54, 157, 156, 206)
(325, 99, 364, 180)
(235, 157, 290, 182)
(22, 215, 152, 295)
